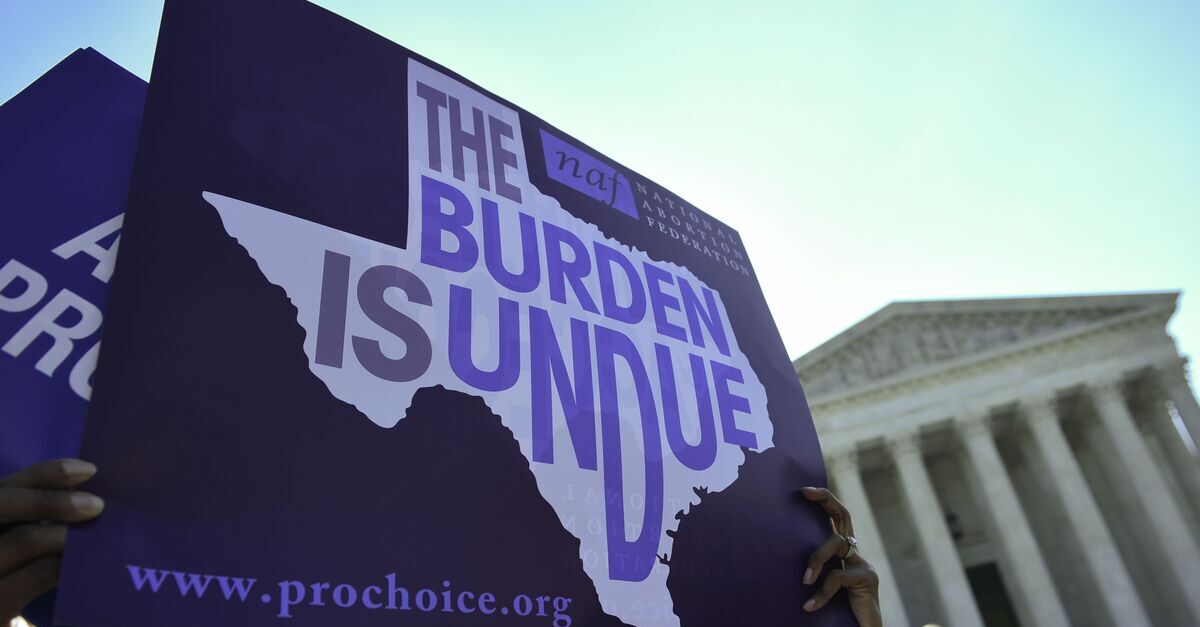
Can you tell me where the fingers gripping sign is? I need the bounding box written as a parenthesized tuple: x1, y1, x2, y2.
(799, 486, 882, 627)
(800, 486, 854, 584)
(0, 459, 104, 620)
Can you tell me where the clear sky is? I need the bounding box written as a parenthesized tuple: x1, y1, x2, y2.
(3, 0, 1198, 371)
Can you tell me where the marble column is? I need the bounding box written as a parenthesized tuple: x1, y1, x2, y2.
(957, 411, 1071, 627)
(1159, 358, 1200, 448)
(1141, 408, 1200, 534)
(1023, 396, 1151, 627)
(826, 448, 911, 627)
(1148, 364, 1200, 529)
(1089, 378, 1200, 623)
(888, 430, 984, 627)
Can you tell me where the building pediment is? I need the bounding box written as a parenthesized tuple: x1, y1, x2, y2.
(793, 292, 1179, 400)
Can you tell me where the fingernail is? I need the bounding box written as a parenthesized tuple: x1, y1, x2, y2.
(70, 492, 105, 514)
(802, 567, 813, 584)
(63, 460, 97, 479)
(803, 599, 815, 612)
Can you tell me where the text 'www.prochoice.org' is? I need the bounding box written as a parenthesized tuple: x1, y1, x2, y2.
(125, 564, 574, 625)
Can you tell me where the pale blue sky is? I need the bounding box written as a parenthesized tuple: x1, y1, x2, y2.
(3, 1, 1198, 371)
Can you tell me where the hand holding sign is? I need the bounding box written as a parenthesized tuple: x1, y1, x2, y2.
(799, 487, 882, 627)
(0, 459, 103, 620)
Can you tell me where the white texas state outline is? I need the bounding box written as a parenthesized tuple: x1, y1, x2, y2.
(201, 59, 773, 627)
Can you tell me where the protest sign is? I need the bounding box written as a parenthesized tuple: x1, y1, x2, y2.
(0, 46, 145, 627)
(0, 47, 145, 477)
(57, 2, 851, 625)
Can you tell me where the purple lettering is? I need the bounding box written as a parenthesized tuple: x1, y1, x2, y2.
(316, 250, 351, 367)
(712, 361, 757, 449)
(595, 324, 664, 583)
(447, 285, 521, 391)
(530, 307, 597, 470)
(420, 176, 479, 272)
(482, 199, 540, 292)
(415, 82, 447, 171)
(478, 592, 497, 614)
(678, 277, 730, 357)
(448, 96, 490, 190)
(656, 346, 717, 471)
(643, 262, 686, 342)
(386, 573, 411, 610)
(352, 265, 433, 383)
(363, 585, 383, 609)
(543, 223, 599, 314)
(594, 241, 646, 325)
(277, 581, 305, 618)
(488, 115, 522, 202)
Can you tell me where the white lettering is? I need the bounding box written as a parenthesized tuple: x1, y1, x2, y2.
(0, 259, 49, 312)
(3, 289, 103, 377)
(52, 214, 124, 282)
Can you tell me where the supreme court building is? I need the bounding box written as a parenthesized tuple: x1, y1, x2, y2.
(794, 292, 1200, 627)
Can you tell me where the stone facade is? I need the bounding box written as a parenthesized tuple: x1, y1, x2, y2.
(794, 292, 1200, 627)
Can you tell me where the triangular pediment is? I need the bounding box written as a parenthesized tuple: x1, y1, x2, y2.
(793, 292, 1178, 400)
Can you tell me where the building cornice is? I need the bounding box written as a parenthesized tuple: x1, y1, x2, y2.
(793, 291, 1179, 374)
(804, 303, 1175, 413)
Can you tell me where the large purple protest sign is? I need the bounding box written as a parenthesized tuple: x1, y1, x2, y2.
(56, 2, 851, 626)
(0, 48, 145, 476)
(0, 46, 145, 627)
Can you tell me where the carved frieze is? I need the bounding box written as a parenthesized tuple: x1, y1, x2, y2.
(797, 306, 1136, 398)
